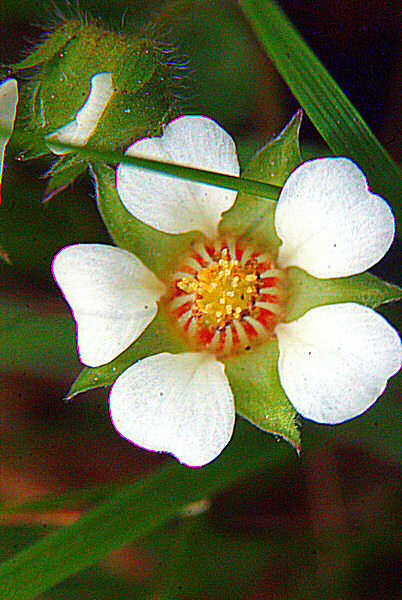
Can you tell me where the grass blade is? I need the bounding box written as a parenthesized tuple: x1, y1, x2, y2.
(0, 421, 292, 600)
(238, 0, 401, 223)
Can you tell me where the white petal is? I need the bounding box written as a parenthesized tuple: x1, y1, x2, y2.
(275, 303, 401, 424)
(46, 72, 114, 154)
(109, 352, 235, 467)
(116, 115, 240, 238)
(275, 158, 395, 278)
(52, 244, 165, 367)
(0, 79, 18, 195)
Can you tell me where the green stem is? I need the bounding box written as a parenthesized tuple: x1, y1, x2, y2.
(7, 127, 281, 200)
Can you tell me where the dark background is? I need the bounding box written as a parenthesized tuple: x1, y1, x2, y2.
(0, 1, 400, 598)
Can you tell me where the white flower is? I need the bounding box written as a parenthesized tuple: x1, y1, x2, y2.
(52, 115, 401, 467)
(0, 78, 18, 199)
(116, 115, 239, 239)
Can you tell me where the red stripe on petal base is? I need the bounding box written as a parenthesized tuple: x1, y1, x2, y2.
(164, 238, 285, 357)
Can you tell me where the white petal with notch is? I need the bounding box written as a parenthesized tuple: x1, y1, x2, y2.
(275, 158, 395, 278)
(109, 352, 235, 467)
(0, 79, 18, 195)
(275, 303, 402, 424)
(46, 72, 114, 155)
(116, 115, 240, 238)
(52, 244, 165, 367)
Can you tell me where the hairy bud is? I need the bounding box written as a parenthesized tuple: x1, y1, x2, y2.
(10, 19, 179, 198)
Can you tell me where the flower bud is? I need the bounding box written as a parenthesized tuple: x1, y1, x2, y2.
(10, 19, 179, 197)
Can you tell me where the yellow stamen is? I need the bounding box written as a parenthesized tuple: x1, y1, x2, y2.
(166, 238, 285, 356)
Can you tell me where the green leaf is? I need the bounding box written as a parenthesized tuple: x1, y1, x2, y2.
(238, 0, 402, 225)
(0, 420, 293, 600)
(244, 109, 303, 187)
(67, 306, 186, 399)
(0, 526, 150, 600)
(224, 340, 300, 448)
(286, 268, 402, 322)
(219, 110, 302, 253)
(91, 162, 200, 280)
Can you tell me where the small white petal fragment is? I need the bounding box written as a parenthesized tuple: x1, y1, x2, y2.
(179, 498, 212, 517)
(116, 115, 240, 238)
(52, 244, 165, 367)
(0, 79, 18, 196)
(46, 72, 114, 155)
(109, 352, 235, 467)
(275, 158, 395, 278)
(275, 303, 402, 424)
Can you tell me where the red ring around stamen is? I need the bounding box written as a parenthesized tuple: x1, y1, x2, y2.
(165, 238, 284, 357)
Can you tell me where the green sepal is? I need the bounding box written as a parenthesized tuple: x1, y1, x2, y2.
(66, 306, 186, 400)
(113, 42, 157, 92)
(224, 340, 300, 448)
(44, 153, 86, 178)
(219, 192, 278, 253)
(13, 81, 49, 160)
(244, 109, 303, 187)
(15, 140, 48, 162)
(219, 110, 302, 253)
(43, 155, 87, 202)
(219, 113, 303, 447)
(8, 21, 79, 71)
(89, 80, 172, 154)
(286, 268, 402, 322)
(91, 162, 202, 281)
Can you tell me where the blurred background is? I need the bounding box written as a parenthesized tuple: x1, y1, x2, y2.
(0, 0, 400, 598)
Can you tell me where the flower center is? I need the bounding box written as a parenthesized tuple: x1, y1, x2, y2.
(165, 238, 285, 356)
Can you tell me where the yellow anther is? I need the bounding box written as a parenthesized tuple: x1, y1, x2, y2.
(168, 238, 283, 356)
(171, 243, 273, 330)
(197, 270, 210, 283)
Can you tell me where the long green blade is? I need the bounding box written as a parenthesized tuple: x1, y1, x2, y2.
(238, 0, 401, 222)
(0, 421, 291, 600)
(8, 128, 281, 200)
